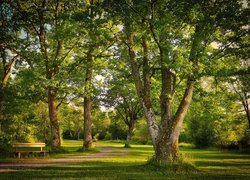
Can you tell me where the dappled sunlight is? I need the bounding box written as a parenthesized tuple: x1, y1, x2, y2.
(0, 140, 250, 179)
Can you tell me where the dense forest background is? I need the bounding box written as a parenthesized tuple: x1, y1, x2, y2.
(0, 0, 249, 158)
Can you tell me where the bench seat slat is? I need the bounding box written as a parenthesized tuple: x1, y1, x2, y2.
(15, 151, 48, 152)
(13, 143, 45, 148)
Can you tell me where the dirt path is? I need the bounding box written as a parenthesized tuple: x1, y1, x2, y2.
(0, 146, 128, 171)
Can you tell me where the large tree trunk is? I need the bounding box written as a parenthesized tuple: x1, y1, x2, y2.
(48, 87, 61, 148)
(83, 52, 93, 149)
(155, 80, 195, 161)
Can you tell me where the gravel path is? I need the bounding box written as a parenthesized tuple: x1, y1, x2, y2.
(0, 146, 128, 171)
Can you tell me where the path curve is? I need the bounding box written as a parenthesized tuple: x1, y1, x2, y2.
(0, 146, 128, 171)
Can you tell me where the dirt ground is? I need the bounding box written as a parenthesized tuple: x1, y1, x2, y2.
(0, 146, 128, 171)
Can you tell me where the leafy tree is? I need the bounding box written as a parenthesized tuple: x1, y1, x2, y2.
(0, 1, 23, 137)
(105, 0, 249, 162)
(9, 0, 83, 149)
(72, 0, 119, 149)
(104, 56, 142, 147)
(228, 62, 250, 145)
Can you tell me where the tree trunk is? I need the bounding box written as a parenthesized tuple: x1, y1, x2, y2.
(124, 118, 135, 148)
(44, 118, 47, 144)
(125, 19, 159, 148)
(48, 87, 61, 148)
(0, 57, 16, 134)
(155, 80, 195, 161)
(83, 52, 93, 149)
(84, 96, 92, 148)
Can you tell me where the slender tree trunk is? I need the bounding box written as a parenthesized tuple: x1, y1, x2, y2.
(242, 97, 250, 129)
(125, 19, 159, 149)
(242, 97, 250, 145)
(2, 64, 14, 86)
(48, 87, 61, 148)
(44, 117, 47, 144)
(84, 96, 92, 148)
(83, 52, 93, 149)
(124, 118, 135, 148)
(84, 97, 92, 148)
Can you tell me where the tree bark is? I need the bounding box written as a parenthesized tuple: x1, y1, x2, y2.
(48, 87, 61, 148)
(125, 19, 159, 149)
(1, 59, 16, 87)
(37, 1, 62, 148)
(155, 80, 195, 161)
(124, 114, 136, 148)
(124, 124, 133, 148)
(84, 96, 92, 148)
(150, 24, 200, 162)
(83, 52, 93, 149)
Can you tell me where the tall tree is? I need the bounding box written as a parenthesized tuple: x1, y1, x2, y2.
(0, 1, 23, 135)
(104, 61, 142, 147)
(73, 0, 117, 149)
(11, 0, 82, 149)
(106, 0, 249, 162)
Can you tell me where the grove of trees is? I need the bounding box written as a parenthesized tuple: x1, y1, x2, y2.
(0, 0, 249, 163)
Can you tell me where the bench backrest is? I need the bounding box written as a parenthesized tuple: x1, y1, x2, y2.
(13, 143, 46, 148)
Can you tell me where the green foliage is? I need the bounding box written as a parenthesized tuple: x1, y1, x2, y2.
(59, 105, 84, 140)
(184, 78, 246, 148)
(109, 123, 127, 140)
(103, 132, 112, 140)
(132, 119, 151, 145)
(92, 110, 109, 140)
(0, 0, 249, 158)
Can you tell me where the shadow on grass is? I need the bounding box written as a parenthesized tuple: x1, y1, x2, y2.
(1, 161, 250, 179)
(195, 160, 250, 167)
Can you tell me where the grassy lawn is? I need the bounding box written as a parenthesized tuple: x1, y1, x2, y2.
(0, 140, 250, 179)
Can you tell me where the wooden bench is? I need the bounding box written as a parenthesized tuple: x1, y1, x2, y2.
(13, 143, 47, 158)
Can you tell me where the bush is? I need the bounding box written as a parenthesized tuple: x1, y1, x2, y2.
(109, 124, 127, 140)
(188, 117, 215, 148)
(104, 132, 112, 140)
(0, 135, 12, 157)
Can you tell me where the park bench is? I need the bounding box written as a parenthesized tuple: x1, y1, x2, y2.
(13, 142, 47, 158)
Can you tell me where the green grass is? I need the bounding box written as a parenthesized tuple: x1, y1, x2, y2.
(0, 140, 250, 179)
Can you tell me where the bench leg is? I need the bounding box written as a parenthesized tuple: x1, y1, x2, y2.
(18, 152, 21, 158)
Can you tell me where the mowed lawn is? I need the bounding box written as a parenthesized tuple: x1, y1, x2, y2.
(1, 140, 250, 179)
